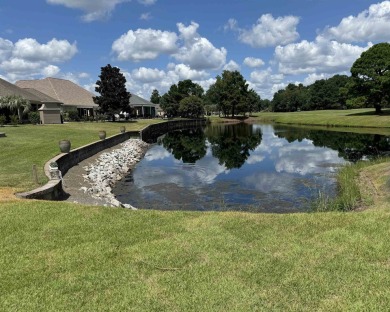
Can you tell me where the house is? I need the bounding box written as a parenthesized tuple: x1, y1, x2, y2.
(0, 77, 62, 124)
(15, 77, 98, 117)
(129, 94, 159, 118)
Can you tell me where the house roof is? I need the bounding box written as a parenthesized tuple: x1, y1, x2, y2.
(129, 94, 158, 107)
(15, 77, 98, 108)
(21, 88, 62, 104)
(0, 78, 43, 104)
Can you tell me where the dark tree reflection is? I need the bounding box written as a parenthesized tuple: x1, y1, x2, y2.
(205, 123, 262, 169)
(160, 128, 207, 163)
(274, 126, 390, 162)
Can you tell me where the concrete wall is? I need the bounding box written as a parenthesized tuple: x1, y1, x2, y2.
(16, 119, 206, 201)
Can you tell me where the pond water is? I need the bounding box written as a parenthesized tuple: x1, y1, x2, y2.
(113, 123, 390, 212)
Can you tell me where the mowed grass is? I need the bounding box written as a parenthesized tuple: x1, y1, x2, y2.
(1, 110, 390, 310)
(0, 120, 162, 190)
(1, 200, 390, 311)
(253, 108, 390, 128)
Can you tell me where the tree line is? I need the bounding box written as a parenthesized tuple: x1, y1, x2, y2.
(150, 42, 390, 117)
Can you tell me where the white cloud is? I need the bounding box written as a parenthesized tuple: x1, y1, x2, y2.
(0, 38, 13, 62)
(243, 57, 265, 68)
(138, 0, 157, 5)
(131, 67, 165, 83)
(323, 1, 390, 43)
(46, 0, 131, 22)
(0, 37, 77, 82)
(228, 14, 300, 48)
(42, 65, 60, 77)
(223, 60, 240, 71)
(13, 38, 77, 62)
(274, 36, 372, 75)
(174, 22, 227, 70)
(140, 12, 152, 20)
(112, 28, 178, 61)
(248, 67, 285, 99)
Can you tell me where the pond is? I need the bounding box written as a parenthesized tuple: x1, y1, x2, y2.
(113, 123, 390, 212)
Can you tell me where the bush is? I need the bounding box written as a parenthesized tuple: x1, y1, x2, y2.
(0, 115, 6, 126)
(10, 115, 18, 126)
(28, 112, 40, 125)
(67, 110, 80, 122)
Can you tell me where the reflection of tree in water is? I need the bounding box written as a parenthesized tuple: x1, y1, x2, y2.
(274, 126, 390, 162)
(205, 123, 262, 169)
(160, 128, 207, 163)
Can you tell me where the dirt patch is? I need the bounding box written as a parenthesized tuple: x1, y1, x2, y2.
(0, 188, 20, 202)
(357, 162, 390, 210)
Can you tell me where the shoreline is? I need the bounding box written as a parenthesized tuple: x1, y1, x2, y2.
(62, 139, 149, 208)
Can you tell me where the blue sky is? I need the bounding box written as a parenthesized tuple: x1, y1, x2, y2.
(0, 0, 389, 99)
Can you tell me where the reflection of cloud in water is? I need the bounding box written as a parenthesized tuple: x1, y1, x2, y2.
(144, 149, 171, 161)
(274, 139, 346, 175)
(246, 154, 265, 165)
(133, 153, 228, 190)
(244, 172, 296, 194)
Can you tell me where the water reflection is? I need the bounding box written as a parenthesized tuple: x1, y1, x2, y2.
(206, 123, 262, 169)
(113, 123, 390, 212)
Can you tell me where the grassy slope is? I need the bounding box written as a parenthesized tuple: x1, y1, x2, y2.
(253, 108, 390, 129)
(1, 200, 390, 311)
(1, 111, 390, 310)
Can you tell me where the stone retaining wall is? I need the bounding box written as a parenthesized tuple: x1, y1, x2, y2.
(16, 119, 206, 201)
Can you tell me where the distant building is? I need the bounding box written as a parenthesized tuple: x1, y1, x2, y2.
(0, 77, 62, 124)
(16, 77, 98, 117)
(129, 94, 159, 118)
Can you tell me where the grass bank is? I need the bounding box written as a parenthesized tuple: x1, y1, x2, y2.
(1, 111, 390, 310)
(251, 108, 390, 129)
(1, 200, 390, 311)
(0, 120, 162, 191)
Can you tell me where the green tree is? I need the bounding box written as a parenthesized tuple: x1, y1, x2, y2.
(246, 89, 262, 116)
(94, 64, 131, 121)
(207, 70, 249, 117)
(179, 96, 205, 118)
(150, 89, 161, 104)
(0, 95, 31, 123)
(350, 42, 390, 114)
(160, 80, 204, 117)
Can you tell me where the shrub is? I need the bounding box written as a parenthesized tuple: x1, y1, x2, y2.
(28, 111, 40, 125)
(67, 110, 80, 122)
(10, 115, 19, 126)
(0, 115, 6, 126)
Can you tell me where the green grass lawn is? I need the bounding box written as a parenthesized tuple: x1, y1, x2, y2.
(252, 108, 390, 129)
(1, 200, 390, 311)
(0, 119, 162, 190)
(1, 111, 390, 310)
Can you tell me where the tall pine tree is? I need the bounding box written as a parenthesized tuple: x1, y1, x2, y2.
(94, 64, 131, 121)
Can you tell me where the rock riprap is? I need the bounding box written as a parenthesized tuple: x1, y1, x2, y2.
(81, 139, 149, 209)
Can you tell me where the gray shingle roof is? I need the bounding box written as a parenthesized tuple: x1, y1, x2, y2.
(0, 78, 42, 104)
(15, 77, 98, 108)
(129, 94, 157, 106)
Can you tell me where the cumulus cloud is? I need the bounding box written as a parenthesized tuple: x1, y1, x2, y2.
(47, 0, 133, 22)
(174, 22, 227, 70)
(12, 38, 77, 62)
(0, 37, 77, 81)
(223, 60, 240, 71)
(248, 67, 285, 99)
(227, 14, 300, 48)
(112, 28, 178, 61)
(243, 57, 265, 68)
(274, 36, 372, 75)
(0, 38, 13, 62)
(323, 1, 390, 43)
(131, 67, 165, 83)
